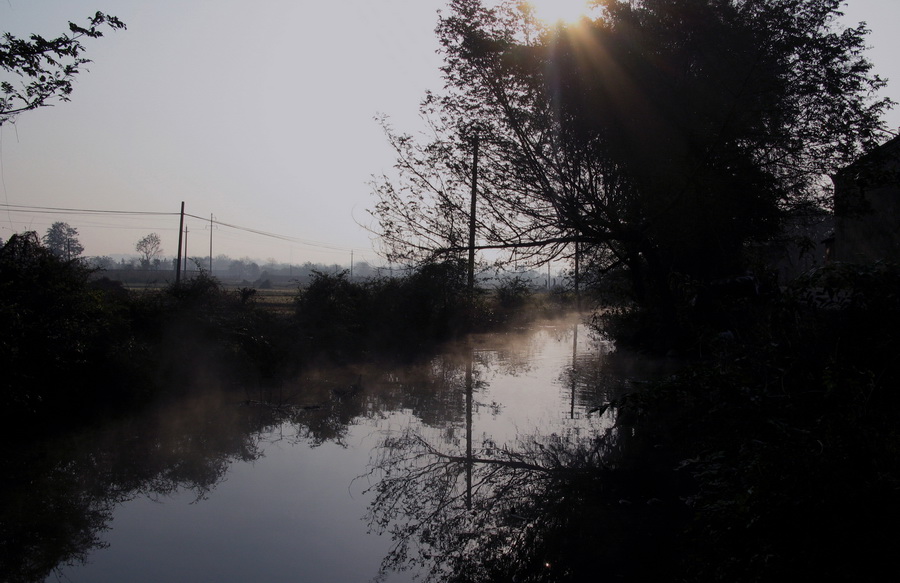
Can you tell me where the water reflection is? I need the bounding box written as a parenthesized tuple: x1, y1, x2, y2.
(360, 321, 615, 582)
(364, 427, 617, 582)
(1, 314, 676, 582)
(2, 392, 267, 582)
(362, 319, 683, 582)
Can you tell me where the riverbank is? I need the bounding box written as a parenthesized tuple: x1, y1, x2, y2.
(1, 235, 579, 442)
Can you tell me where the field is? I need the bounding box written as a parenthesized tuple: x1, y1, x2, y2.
(248, 288, 296, 314)
(120, 281, 298, 315)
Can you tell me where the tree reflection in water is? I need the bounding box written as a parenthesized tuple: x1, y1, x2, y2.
(360, 320, 687, 582)
(365, 426, 622, 582)
(1, 391, 267, 582)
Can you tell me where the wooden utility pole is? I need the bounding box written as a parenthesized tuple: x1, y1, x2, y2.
(209, 213, 214, 273)
(465, 131, 479, 504)
(176, 202, 184, 283)
(467, 135, 479, 302)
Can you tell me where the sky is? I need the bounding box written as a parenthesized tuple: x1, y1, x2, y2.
(1, 0, 899, 266)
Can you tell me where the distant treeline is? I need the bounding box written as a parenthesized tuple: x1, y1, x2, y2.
(86, 255, 559, 289)
(86, 254, 381, 281)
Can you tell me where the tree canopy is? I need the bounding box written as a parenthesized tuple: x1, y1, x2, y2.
(43, 221, 84, 260)
(371, 0, 892, 316)
(1, 11, 125, 125)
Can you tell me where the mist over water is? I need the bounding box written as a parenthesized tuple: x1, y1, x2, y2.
(7, 314, 674, 583)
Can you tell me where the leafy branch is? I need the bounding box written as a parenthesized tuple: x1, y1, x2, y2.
(1, 11, 125, 124)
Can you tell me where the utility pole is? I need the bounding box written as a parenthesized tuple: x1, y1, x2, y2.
(183, 226, 189, 275)
(350, 250, 354, 280)
(464, 132, 478, 500)
(176, 202, 184, 283)
(467, 134, 479, 303)
(208, 213, 214, 273)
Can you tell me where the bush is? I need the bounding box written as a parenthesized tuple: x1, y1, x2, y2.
(129, 273, 297, 388)
(0, 240, 302, 436)
(294, 270, 371, 358)
(0, 233, 132, 430)
(494, 275, 532, 310)
(294, 260, 484, 361)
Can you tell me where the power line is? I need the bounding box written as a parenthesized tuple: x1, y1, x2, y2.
(184, 212, 355, 252)
(0, 202, 366, 255)
(0, 203, 176, 217)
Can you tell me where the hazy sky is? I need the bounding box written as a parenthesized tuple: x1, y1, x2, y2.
(2, 0, 898, 266)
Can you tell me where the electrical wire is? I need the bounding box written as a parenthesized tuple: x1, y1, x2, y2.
(0, 202, 367, 255)
(184, 213, 355, 252)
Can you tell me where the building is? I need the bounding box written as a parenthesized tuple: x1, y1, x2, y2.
(832, 136, 900, 264)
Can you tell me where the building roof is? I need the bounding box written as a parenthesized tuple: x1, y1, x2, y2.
(834, 135, 900, 185)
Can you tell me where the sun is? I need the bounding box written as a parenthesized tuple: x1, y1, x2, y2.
(525, 0, 593, 24)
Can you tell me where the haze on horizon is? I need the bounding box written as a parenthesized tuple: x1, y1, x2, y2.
(1, 0, 898, 266)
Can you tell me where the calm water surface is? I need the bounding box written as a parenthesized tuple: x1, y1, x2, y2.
(24, 314, 672, 583)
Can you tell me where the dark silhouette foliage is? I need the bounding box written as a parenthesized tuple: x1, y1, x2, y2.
(0, 231, 530, 439)
(0, 235, 295, 434)
(294, 259, 479, 361)
(134, 232, 162, 269)
(494, 275, 533, 310)
(1, 12, 125, 124)
(0, 232, 130, 429)
(42, 221, 84, 260)
(372, 0, 892, 348)
(610, 262, 900, 581)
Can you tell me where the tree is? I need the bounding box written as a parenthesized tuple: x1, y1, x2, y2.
(371, 0, 892, 335)
(43, 221, 84, 260)
(1, 12, 125, 125)
(1, 232, 111, 427)
(135, 233, 162, 270)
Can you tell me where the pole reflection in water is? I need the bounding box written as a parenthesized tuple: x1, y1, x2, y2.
(364, 423, 618, 582)
(570, 322, 578, 420)
(465, 342, 474, 511)
(2, 314, 678, 583)
(363, 317, 684, 582)
(363, 317, 644, 582)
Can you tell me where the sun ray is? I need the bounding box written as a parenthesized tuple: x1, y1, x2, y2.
(524, 0, 594, 24)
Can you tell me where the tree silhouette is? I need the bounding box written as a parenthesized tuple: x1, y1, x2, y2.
(43, 222, 84, 260)
(372, 0, 892, 335)
(1, 12, 125, 125)
(135, 232, 162, 269)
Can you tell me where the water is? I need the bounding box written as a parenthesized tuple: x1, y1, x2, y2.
(10, 313, 672, 583)
(52, 426, 401, 582)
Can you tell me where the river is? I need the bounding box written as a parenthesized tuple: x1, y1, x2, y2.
(5, 313, 676, 583)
